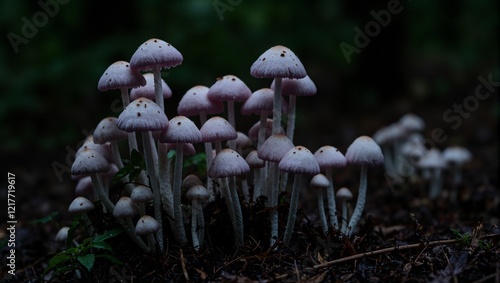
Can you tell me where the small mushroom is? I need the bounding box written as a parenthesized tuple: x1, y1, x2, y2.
(336, 187, 353, 234)
(186, 184, 209, 251)
(310, 174, 331, 235)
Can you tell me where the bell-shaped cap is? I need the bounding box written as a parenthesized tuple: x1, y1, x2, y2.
(135, 215, 160, 236)
(177, 85, 224, 117)
(258, 134, 294, 162)
(314, 146, 347, 171)
(130, 38, 183, 71)
(160, 116, 201, 144)
(271, 75, 317, 97)
(278, 146, 320, 175)
(208, 149, 250, 178)
(130, 73, 172, 101)
(200, 116, 237, 142)
(71, 148, 110, 175)
(93, 117, 128, 144)
(250, 45, 306, 79)
(98, 61, 146, 91)
(117, 97, 169, 132)
(68, 196, 95, 214)
(207, 75, 252, 102)
(345, 136, 384, 167)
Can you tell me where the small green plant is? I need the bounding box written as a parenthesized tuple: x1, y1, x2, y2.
(450, 227, 493, 251)
(44, 229, 123, 280)
(113, 149, 146, 184)
(450, 228, 472, 247)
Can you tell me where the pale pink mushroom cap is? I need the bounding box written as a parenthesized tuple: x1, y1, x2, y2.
(270, 75, 317, 97)
(177, 85, 224, 117)
(207, 75, 252, 102)
(130, 73, 173, 101)
(208, 149, 250, 178)
(278, 146, 320, 175)
(250, 45, 306, 79)
(97, 61, 146, 91)
(130, 38, 183, 71)
(345, 136, 384, 167)
(117, 97, 169, 132)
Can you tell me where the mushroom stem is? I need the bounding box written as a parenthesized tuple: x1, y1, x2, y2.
(153, 65, 164, 112)
(252, 166, 263, 202)
(191, 200, 200, 251)
(229, 176, 244, 246)
(197, 204, 206, 246)
(317, 190, 328, 235)
(340, 200, 349, 234)
(141, 132, 165, 251)
(81, 214, 95, 236)
(199, 112, 214, 199)
(226, 101, 236, 150)
(347, 165, 367, 237)
(220, 177, 237, 237)
(268, 162, 280, 247)
(283, 173, 303, 245)
(158, 143, 174, 218)
(120, 87, 139, 154)
(240, 178, 250, 203)
(90, 173, 114, 213)
(172, 143, 188, 246)
(325, 169, 339, 229)
(272, 77, 283, 134)
(286, 95, 297, 141)
(428, 168, 443, 200)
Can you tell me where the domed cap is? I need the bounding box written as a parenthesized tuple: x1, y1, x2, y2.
(234, 132, 253, 150)
(345, 136, 384, 167)
(336, 187, 353, 200)
(131, 185, 154, 203)
(241, 88, 287, 116)
(159, 116, 201, 144)
(200, 116, 237, 142)
(207, 75, 252, 102)
(182, 174, 203, 192)
(208, 149, 250, 178)
(278, 146, 320, 175)
(117, 97, 169, 132)
(130, 73, 172, 101)
(75, 176, 93, 197)
(55, 227, 70, 242)
(77, 138, 113, 164)
(113, 197, 139, 218)
(93, 117, 128, 144)
(271, 75, 317, 97)
(310, 173, 330, 189)
(314, 146, 347, 171)
(135, 215, 160, 236)
(399, 113, 425, 133)
(443, 146, 472, 165)
(97, 61, 146, 91)
(186, 184, 210, 201)
(372, 123, 405, 145)
(71, 148, 110, 175)
(130, 38, 183, 71)
(258, 134, 294, 162)
(418, 148, 447, 169)
(248, 119, 276, 143)
(250, 45, 306, 79)
(245, 150, 265, 168)
(177, 85, 224, 117)
(68, 196, 95, 214)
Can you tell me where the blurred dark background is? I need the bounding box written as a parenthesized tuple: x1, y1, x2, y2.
(0, 0, 497, 221)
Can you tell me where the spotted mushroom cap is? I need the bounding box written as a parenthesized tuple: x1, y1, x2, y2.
(345, 136, 384, 167)
(131, 185, 154, 203)
(93, 117, 128, 144)
(97, 61, 146, 91)
(208, 149, 250, 178)
(117, 97, 169, 132)
(314, 146, 347, 171)
(186, 184, 210, 201)
(177, 85, 224, 117)
(200, 116, 237, 142)
(113, 197, 139, 219)
(71, 148, 110, 175)
(130, 38, 183, 71)
(76, 138, 114, 164)
(278, 146, 320, 175)
(68, 196, 95, 214)
(241, 88, 287, 116)
(130, 73, 172, 101)
(258, 134, 294, 162)
(250, 45, 306, 79)
(271, 75, 317, 97)
(159, 116, 201, 144)
(135, 215, 160, 236)
(207, 75, 252, 102)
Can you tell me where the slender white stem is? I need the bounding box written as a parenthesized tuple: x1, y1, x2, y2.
(252, 168, 262, 202)
(153, 65, 164, 112)
(240, 178, 250, 203)
(325, 169, 339, 229)
(141, 132, 164, 251)
(286, 95, 296, 140)
(229, 176, 244, 246)
(173, 143, 187, 245)
(347, 166, 367, 237)
(272, 77, 282, 134)
(341, 200, 349, 234)
(191, 201, 200, 251)
(197, 207, 205, 247)
(227, 101, 236, 150)
(267, 162, 280, 247)
(283, 174, 302, 245)
(199, 112, 214, 198)
(317, 190, 328, 235)
(221, 177, 237, 236)
(429, 168, 443, 200)
(158, 143, 174, 218)
(120, 87, 139, 154)
(81, 214, 94, 236)
(90, 173, 114, 213)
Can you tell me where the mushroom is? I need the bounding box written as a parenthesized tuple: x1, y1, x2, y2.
(135, 215, 161, 251)
(250, 45, 307, 136)
(245, 150, 265, 202)
(200, 116, 237, 153)
(417, 148, 447, 200)
(159, 115, 202, 246)
(55, 226, 71, 244)
(279, 146, 320, 245)
(313, 145, 347, 229)
(310, 174, 330, 235)
(113, 196, 150, 252)
(68, 196, 95, 235)
(345, 136, 384, 237)
(130, 73, 172, 102)
(93, 117, 128, 169)
(336, 187, 353, 234)
(186, 184, 209, 251)
(208, 149, 250, 246)
(130, 184, 154, 216)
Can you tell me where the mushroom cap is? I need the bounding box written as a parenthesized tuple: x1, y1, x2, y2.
(135, 215, 160, 236)
(258, 134, 294, 162)
(117, 97, 169, 132)
(271, 75, 317, 97)
(55, 227, 70, 242)
(75, 176, 93, 197)
(113, 197, 139, 218)
(130, 38, 183, 71)
(77, 138, 114, 164)
(93, 117, 129, 144)
(182, 174, 203, 192)
(130, 73, 173, 101)
(418, 148, 447, 169)
(71, 148, 110, 175)
(310, 173, 330, 189)
(250, 45, 307, 79)
(159, 116, 202, 144)
(241, 88, 287, 115)
(97, 61, 146, 91)
(373, 123, 405, 145)
(399, 113, 425, 133)
(208, 149, 250, 178)
(186, 184, 210, 201)
(245, 150, 265, 168)
(207, 75, 252, 102)
(314, 146, 347, 170)
(345, 136, 384, 167)
(200, 116, 237, 142)
(68, 196, 95, 214)
(400, 139, 427, 160)
(130, 185, 154, 203)
(278, 146, 320, 175)
(177, 85, 224, 117)
(443, 146, 472, 165)
(336, 187, 353, 200)
(234, 132, 253, 150)
(248, 118, 276, 143)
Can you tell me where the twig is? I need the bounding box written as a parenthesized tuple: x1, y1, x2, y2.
(439, 244, 458, 283)
(314, 234, 500, 269)
(180, 248, 190, 282)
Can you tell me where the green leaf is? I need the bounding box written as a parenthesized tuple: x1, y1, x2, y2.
(77, 254, 95, 271)
(29, 211, 59, 224)
(93, 229, 123, 242)
(90, 241, 113, 251)
(47, 253, 72, 268)
(167, 149, 176, 160)
(113, 165, 134, 184)
(96, 254, 123, 265)
(130, 149, 145, 166)
(129, 168, 143, 182)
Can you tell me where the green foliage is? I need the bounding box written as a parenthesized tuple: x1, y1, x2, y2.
(29, 211, 59, 224)
(113, 149, 146, 184)
(44, 229, 123, 279)
(183, 152, 207, 175)
(450, 228, 472, 247)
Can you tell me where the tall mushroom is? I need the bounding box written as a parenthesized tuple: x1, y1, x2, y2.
(345, 136, 384, 237)
(310, 174, 330, 235)
(186, 184, 210, 251)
